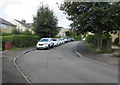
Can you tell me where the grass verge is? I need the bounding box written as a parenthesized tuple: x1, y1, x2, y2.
(86, 43, 96, 52)
(86, 43, 119, 54)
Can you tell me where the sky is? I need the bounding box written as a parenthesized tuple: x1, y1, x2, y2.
(0, 0, 72, 28)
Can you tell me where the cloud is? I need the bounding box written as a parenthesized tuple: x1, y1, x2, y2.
(0, 0, 71, 28)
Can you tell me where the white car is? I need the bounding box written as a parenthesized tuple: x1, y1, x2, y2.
(53, 38, 59, 47)
(36, 38, 54, 50)
(58, 38, 65, 44)
(56, 38, 61, 46)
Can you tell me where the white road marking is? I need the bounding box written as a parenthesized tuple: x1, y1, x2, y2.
(13, 48, 36, 83)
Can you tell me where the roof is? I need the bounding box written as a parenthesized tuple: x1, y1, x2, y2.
(0, 17, 15, 26)
(15, 19, 32, 28)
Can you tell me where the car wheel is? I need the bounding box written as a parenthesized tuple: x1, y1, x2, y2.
(52, 44, 54, 48)
(47, 45, 50, 50)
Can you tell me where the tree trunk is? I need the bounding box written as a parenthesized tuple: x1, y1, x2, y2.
(96, 32, 103, 52)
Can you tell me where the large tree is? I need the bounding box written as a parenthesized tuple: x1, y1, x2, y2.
(60, 2, 120, 51)
(33, 4, 58, 38)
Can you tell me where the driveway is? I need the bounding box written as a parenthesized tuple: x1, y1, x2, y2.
(16, 41, 118, 83)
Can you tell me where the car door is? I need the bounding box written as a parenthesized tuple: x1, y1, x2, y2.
(50, 38, 53, 47)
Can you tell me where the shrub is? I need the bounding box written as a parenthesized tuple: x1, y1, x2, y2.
(102, 33, 111, 40)
(74, 35, 82, 41)
(13, 35, 40, 48)
(21, 29, 32, 35)
(55, 36, 61, 38)
(86, 35, 95, 43)
(2, 35, 40, 50)
(1, 36, 13, 50)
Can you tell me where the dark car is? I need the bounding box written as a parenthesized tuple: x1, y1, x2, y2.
(68, 38, 75, 42)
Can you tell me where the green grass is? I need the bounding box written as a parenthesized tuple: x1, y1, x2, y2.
(86, 43, 96, 52)
(11, 45, 35, 51)
(11, 46, 22, 50)
(86, 43, 119, 54)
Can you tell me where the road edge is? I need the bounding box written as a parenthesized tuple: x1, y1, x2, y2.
(74, 44, 118, 69)
(13, 48, 36, 83)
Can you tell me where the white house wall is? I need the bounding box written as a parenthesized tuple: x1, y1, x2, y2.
(12, 20, 27, 32)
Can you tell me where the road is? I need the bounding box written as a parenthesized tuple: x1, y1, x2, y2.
(17, 41, 118, 83)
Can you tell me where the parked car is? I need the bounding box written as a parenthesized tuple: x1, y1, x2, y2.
(36, 38, 54, 50)
(61, 36, 68, 43)
(58, 38, 62, 45)
(68, 38, 75, 42)
(53, 38, 59, 47)
(56, 38, 61, 46)
(61, 38, 65, 44)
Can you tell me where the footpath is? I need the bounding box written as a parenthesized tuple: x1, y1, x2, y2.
(2, 47, 35, 83)
(76, 41, 119, 68)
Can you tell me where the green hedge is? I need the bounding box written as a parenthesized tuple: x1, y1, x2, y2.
(74, 35, 82, 41)
(86, 35, 95, 43)
(2, 36, 13, 50)
(1, 35, 40, 50)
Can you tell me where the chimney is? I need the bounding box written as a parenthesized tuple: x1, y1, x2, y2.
(21, 20, 26, 23)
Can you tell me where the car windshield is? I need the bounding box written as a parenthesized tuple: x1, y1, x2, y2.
(40, 39, 49, 42)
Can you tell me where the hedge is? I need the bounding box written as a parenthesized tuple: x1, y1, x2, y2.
(86, 35, 95, 43)
(1, 35, 40, 50)
(74, 35, 82, 41)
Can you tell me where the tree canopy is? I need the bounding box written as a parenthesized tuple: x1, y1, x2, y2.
(60, 2, 120, 51)
(60, 2, 120, 34)
(33, 4, 58, 38)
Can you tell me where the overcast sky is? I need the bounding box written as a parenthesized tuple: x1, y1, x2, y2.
(0, 0, 72, 28)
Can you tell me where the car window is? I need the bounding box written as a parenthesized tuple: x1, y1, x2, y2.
(40, 39, 49, 42)
(53, 39, 57, 41)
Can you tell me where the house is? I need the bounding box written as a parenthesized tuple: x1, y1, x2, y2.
(0, 17, 16, 33)
(12, 19, 34, 33)
(57, 28, 70, 37)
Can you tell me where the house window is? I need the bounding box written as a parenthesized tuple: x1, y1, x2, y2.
(2, 24, 7, 28)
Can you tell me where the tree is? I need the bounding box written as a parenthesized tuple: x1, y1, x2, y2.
(33, 3, 58, 38)
(60, 2, 120, 52)
(65, 30, 73, 36)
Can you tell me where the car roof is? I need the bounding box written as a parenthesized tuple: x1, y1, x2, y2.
(41, 38, 51, 39)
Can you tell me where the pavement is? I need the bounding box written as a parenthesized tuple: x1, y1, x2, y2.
(2, 47, 35, 83)
(76, 41, 119, 68)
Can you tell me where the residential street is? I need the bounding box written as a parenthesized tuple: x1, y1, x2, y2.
(16, 41, 118, 83)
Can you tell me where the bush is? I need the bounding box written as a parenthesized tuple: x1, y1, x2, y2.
(102, 33, 111, 40)
(2, 35, 40, 50)
(21, 29, 32, 35)
(1, 36, 13, 51)
(74, 35, 82, 41)
(13, 35, 40, 48)
(86, 35, 95, 43)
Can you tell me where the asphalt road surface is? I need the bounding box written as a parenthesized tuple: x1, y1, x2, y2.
(17, 41, 118, 83)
